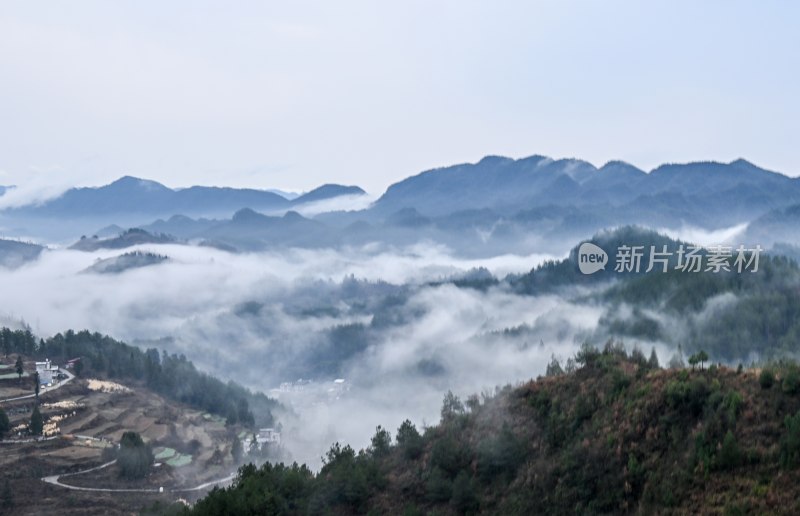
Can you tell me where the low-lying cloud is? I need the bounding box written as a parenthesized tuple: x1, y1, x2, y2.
(0, 242, 601, 468)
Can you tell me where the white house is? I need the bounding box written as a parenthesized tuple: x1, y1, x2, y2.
(35, 359, 60, 386)
(256, 428, 281, 446)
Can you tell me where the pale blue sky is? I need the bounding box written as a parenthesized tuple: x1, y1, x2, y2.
(1, 1, 798, 195)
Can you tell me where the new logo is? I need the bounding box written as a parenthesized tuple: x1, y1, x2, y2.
(578, 242, 608, 275)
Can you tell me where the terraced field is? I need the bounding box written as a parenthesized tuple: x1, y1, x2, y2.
(0, 375, 243, 515)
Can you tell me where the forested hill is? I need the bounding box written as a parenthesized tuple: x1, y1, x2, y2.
(1, 327, 278, 428)
(175, 344, 800, 515)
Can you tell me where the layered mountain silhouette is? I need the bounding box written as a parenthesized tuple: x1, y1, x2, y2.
(4, 176, 364, 220)
(0, 238, 44, 268)
(372, 156, 800, 222)
(2, 155, 799, 253)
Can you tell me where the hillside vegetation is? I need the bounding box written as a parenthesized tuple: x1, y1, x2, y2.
(1, 327, 278, 428)
(174, 343, 800, 515)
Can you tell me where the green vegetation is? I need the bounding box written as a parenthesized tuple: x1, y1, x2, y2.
(29, 405, 43, 436)
(14, 355, 23, 382)
(0, 407, 9, 438)
(507, 227, 800, 365)
(166, 454, 193, 468)
(1, 327, 278, 428)
(760, 368, 776, 389)
(116, 431, 154, 479)
(154, 447, 177, 460)
(177, 344, 800, 515)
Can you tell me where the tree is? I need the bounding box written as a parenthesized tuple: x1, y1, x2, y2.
(451, 471, 479, 514)
(546, 355, 564, 377)
(34, 371, 40, 400)
(696, 350, 709, 370)
(117, 431, 153, 479)
(1, 332, 9, 358)
(30, 405, 43, 436)
(14, 355, 23, 383)
(760, 368, 776, 389)
(248, 433, 259, 456)
(425, 467, 452, 503)
(396, 419, 424, 460)
(575, 342, 600, 367)
(630, 345, 647, 367)
(441, 391, 465, 422)
(231, 436, 243, 464)
(370, 425, 391, 458)
(0, 408, 9, 438)
(783, 367, 800, 395)
(73, 359, 84, 377)
(688, 351, 709, 371)
(648, 347, 660, 369)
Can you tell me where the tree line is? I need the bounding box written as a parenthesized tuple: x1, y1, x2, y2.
(1, 327, 278, 429)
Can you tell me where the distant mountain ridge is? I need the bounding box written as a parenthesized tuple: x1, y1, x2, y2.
(1, 154, 798, 249)
(372, 156, 800, 220)
(3, 176, 367, 220)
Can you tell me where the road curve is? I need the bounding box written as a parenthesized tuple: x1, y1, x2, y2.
(0, 368, 76, 404)
(42, 460, 235, 494)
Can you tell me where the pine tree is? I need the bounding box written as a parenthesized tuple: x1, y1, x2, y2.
(30, 405, 43, 436)
(648, 347, 660, 369)
(0, 407, 9, 438)
(14, 355, 23, 383)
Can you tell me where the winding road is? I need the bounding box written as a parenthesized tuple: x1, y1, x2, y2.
(3, 368, 235, 495)
(41, 460, 236, 493)
(0, 367, 75, 404)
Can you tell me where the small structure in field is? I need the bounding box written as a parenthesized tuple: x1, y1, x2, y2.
(35, 359, 60, 387)
(256, 428, 281, 445)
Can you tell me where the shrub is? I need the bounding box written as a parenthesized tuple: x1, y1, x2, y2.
(476, 424, 525, 483)
(782, 367, 800, 395)
(430, 434, 470, 478)
(426, 467, 452, 503)
(781, 411, 800, 468)
(716, 430, 741, 470)
(760, 369, 775, 389)
(451, 471, 479, 514)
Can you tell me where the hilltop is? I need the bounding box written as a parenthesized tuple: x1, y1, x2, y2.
(0, 328, 282, 515)
(181, 344, 800, 515)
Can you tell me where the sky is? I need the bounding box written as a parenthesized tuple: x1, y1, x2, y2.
(1, 1, 798, 196)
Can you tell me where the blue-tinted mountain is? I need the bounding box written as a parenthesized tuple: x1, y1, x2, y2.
(290, 184, 366, 205)
(0, 239, 44, 268)
(8, 176, 290, 219)
(197, 209, 334, 250)
(743, 202, 800, 248)
(69, 228, 177, 251)
(140, 214, 220, 239)
(4, 177, 366, 222)
(84, 251, 169, 274)
(372, 156, 800, 223)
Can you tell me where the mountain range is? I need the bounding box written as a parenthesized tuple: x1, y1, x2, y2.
(2, 154, 800, 252)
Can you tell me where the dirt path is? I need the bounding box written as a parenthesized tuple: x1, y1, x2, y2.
(41, 460, 235, 493)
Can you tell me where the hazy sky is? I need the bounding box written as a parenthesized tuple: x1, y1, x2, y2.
(1, 1, 798, 195)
